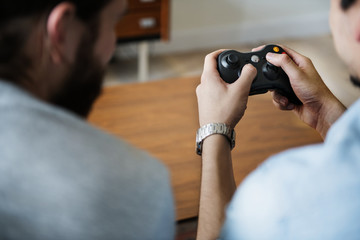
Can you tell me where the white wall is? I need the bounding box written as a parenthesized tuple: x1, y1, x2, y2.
(152, 0, 331, 54)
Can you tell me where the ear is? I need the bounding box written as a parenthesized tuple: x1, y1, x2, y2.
(46, 2, 80, 64)
(349, 2, 360, 42)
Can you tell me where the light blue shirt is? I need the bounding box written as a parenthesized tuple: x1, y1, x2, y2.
(221, 98, 360, 240)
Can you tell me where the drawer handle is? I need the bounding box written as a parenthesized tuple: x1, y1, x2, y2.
(139, 18, 157, 29)
(140, 0, 157, 2)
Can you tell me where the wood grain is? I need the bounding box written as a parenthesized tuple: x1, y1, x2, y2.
(88, 76, 323, 221)
(160, 0, 170, 41)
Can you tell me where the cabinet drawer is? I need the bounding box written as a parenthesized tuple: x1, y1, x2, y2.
(115, 11, 161, 39)
(128, 0, 161, 9)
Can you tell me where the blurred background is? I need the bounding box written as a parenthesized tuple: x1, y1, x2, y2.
(106, 0, 360, 107)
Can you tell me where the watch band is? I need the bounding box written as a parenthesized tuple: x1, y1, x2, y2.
(196, 123, 236, 156)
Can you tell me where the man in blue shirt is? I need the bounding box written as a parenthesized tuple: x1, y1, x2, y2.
(196, 0, 360, 239)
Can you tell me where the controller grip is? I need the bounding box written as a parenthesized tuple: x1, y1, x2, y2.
(217, 47, 302, 105)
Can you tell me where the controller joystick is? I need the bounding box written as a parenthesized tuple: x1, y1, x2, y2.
(222, 53, 240, 69)
(217, 44, 302, 105)
(263, 62, 280, 80)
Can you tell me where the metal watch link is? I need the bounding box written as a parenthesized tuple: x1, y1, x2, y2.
(196, 123, 236, 156)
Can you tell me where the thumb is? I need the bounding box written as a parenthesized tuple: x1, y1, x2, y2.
(232, 64, 257, 94)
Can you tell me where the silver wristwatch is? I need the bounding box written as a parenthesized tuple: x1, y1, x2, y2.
(196, 123, 236, 156)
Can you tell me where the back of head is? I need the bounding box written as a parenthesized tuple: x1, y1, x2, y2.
(0, 0, 111, 83)
(0, 0, 111, 22)
(341, 0, 357, 10)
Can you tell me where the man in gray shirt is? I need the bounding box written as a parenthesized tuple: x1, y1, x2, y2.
(0, 0, 175, 239)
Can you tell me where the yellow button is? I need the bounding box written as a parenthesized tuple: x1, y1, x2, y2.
(273, 46, 280, 52)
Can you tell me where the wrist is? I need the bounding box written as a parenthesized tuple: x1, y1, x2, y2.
(196, 123, 236, 156)
(316, 96, 346, 138)
(202, 134, 232, 158)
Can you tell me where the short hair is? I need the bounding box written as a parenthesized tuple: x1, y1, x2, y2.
(341, 0, 357, 10)
(0, 0, 112, 23)
(0, 0, 112, 83)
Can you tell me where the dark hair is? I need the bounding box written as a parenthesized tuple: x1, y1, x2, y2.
(341, 0, 357, 10)
(0, 0, 112, 23)
(0, 0, 112, 83)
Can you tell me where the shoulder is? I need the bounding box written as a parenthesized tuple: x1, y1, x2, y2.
(0, 81, 175, 239)
(0, 80, 162, 167)
(221, 100, 360, 239)
(222, 143, 326, 239)
(0, 80, 172, 192)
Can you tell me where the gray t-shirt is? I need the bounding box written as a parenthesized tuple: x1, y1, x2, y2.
(0, 80, 175, 240)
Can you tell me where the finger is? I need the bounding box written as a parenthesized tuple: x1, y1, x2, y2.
(266, 52, 302, 81)
(272, 98, 295, 111)
(277, 45, 308, 67)
(195, 84, 202, 98)
(272, 98, 291, 111)
(232, 64, 257, 94)
(272, 97, 283, 110)
(251, 45, 266, 52)
(202, 49, 227, 78)
(272, 90, 288, 106)
(271, 91, 295, 110)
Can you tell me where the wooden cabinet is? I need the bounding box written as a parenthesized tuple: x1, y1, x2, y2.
(116, 0, 170, 42)
(115, 0, 170, 81)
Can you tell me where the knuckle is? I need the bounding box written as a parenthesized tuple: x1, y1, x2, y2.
(200, 72, 208, 82)
(204, 53, 213, 62)
(242, 64, 257, 76)
(280, 53, 292, 66)
(272, 99, 282, 109)
(304, 57, 313, 66)
(196, 84, 205, 97)
(196, 85, 201, 95)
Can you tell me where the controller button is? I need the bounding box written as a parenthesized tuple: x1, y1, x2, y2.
(226, 54, 239, 66)
(251, 55, 260, 63)
(273, 46, 280, 52)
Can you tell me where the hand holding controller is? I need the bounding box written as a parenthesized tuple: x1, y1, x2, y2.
(217, 45, 302, 105)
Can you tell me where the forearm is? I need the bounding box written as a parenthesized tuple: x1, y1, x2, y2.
(195, 49, 255, 239)
(197, 135, 236, 240)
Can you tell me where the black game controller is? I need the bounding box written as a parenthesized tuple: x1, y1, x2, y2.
(217, 44, 302, 105)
